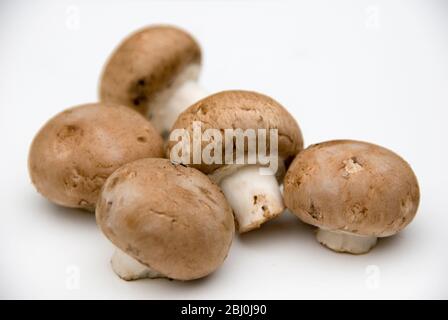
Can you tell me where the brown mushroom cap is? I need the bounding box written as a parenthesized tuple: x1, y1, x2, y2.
(167, 90, 304, 174)
(99, 25, 201, 115)
(28, 103, 164, 211)
(284, 140, 420, 237)
(96, 158, 235, 281)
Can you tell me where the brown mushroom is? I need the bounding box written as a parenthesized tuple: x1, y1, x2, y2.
(167, 90, 304, 233)
(28, 103, 164, 211)
(284, 140, 420, 254)
(99, 25, 207, 138)
(96, 158, 234, 281)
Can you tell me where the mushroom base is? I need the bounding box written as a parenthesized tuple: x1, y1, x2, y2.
(111, 248, 164, 281)
(219, 165, 285, 233)
(148, 64, 208, 138)
(316, 229, 378, 254)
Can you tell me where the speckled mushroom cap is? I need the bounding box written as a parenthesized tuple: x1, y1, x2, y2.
(167, 90, 304, 175)
(99, 25, 201, 115)
(96, 158, 235, 281)
(28, 103, 164, 211)
(284, 140, 420, 237)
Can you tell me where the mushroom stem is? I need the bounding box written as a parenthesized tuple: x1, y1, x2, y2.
(316, 229, 378, 254)
(148, 65, 208, 138)
(111, 248, 164, 281)
(218, 165, 284, 233)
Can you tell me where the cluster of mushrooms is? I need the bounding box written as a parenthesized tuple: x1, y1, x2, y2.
(28, 25, 420, 281)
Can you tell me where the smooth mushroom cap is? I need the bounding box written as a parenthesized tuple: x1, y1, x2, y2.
(284, 140, 420, 237)
(96, 158, 235, 281)
(167, 90, 304, 174)
(28, 103, 164, 211)
(99, 25, 201, 115)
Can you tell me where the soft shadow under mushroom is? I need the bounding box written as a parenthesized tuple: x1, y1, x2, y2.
(38, 197, 96, 226)
(237, 211, 313, 246)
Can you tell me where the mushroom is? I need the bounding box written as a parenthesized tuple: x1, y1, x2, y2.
(99, 25, 208, 138)
(284, 140, 420, 254)
(167, 90, 304, 233)
(28, 102, 164, 211)
(96, 158, 234, 281)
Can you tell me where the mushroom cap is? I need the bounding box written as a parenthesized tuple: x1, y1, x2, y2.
(284, 140, 420, 237)
(99, 25, 202, 115)
(96, 158, 235, 281)
(28, 103, 164, 211)
(167, 90, 304, 174)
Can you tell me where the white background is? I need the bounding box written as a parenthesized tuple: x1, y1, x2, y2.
(0, 0, 447, 299)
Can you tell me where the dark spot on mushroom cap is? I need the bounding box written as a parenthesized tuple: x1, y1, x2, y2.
(196, 103, 210, 115)
(347, 204, 368, 223)
(137, 136, 147, 143)
(132, 95, 148, 107)
(307, 201, 322, 221)
(57, 124, 83, 139)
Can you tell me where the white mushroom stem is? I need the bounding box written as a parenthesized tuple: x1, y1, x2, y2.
(316, 229, 378, 254)
(148, 64, 208, 137)
(111, 248, 164, 281)
(218, 165, 284, 233)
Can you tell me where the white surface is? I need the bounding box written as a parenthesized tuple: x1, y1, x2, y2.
(0, 0, 447, 299)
